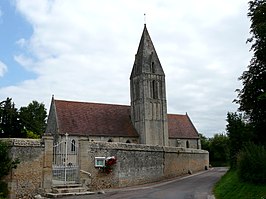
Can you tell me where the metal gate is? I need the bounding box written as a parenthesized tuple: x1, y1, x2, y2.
(52, 133, 79, 185)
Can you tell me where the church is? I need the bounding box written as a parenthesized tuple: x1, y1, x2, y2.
(46, 25, 201, 149)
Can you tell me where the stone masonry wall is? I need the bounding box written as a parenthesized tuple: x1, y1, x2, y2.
(2, 138, 208, 198)
(84, 141, 209, 190)
(163, 147, 209, 178)
(1, 138, 44, 199)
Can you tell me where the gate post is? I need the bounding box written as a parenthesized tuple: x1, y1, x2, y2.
(42, 134, 53, 192)
(79, 137, 91, 188)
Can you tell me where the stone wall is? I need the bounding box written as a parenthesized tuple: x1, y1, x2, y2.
(163, 147, 209, 178)
(169, 138, 200, 149)
(1, 138, 44, 199)
(2, 137, 208, 198)
(83, 141, 209, 190)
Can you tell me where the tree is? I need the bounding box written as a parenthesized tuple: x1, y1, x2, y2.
(237, 143, 266, 184)
(235, 0, 266, 145)
(199, 133, 210, 151)
(226, 112, 252, 168)
(0, 98, 23, 138)
(0, 140, 19, 197)
(199, 133, 229, 166)
(20, 101, 47, 138)
(209, 133, 229, 166)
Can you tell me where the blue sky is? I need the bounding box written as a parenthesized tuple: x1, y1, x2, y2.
(0, 0, 251, 137)
(0, 0, 35, 86)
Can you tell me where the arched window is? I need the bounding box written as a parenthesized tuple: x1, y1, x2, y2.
(186, 140, 190, 148)
(71, 139, 76, 152)
(108, 139, 113, 142)
(126, 140, 131, 143)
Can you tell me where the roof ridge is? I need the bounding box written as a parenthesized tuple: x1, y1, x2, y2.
(167, 113, 187, 116)
(54, 99, 130, 107)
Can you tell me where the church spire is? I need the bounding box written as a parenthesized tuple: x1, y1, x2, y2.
(130, 25, 164, 79)
(130, 25, 168, 146)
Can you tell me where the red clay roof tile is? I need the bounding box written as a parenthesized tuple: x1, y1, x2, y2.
(55, 100, 138, 137)
(54, 99, 199, 139)
(168, 114, 199, 139)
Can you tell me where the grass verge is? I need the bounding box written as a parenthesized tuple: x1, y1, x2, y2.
(214, 169, 266, 199)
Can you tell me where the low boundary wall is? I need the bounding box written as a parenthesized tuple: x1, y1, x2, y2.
(1, 136, 209, 198)
(1, 138, 44, 199)
(83, 141, 209, 190)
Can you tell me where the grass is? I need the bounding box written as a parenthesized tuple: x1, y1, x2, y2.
(214, 169, 266, 199)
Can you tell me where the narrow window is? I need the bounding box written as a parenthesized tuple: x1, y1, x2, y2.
(186, 140, 190, 148)
(151, 62, 155, 73)
(136, 82, 140, 99)
(159, 82, 162, 99)
(152, 80, 158, 99)
(71, 139, 76, 152)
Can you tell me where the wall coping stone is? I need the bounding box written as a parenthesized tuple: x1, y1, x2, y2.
(88, 141, 208, 154)
(0, 138, 42, 147)
(163, 146, 209, 154)
(89, 142, 164, 152)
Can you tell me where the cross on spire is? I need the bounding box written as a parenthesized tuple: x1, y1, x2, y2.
(144, 13, 146, 25)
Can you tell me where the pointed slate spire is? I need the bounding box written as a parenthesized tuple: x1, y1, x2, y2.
(130, 25, 169, 146)
(130, 25, 164, 79)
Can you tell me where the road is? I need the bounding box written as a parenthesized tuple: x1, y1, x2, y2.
(64, 167, 227, 199)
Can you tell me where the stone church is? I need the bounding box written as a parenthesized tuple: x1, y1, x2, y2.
(46, 25, 201, 149)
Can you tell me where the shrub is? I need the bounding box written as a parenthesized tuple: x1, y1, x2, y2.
(0, 181, 8, 198)
(237, 143, 266, 184)
(0, 140, 19, 198)
(26, 130, 40, 139)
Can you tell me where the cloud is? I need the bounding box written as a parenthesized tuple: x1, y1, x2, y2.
(0, 61, 7, 77)
(0, 0, 252, 137)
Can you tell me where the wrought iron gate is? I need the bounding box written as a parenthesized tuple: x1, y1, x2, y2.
(52, 133, 79, 185)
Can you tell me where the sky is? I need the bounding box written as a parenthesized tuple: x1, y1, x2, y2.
(0, 0, 252, 137)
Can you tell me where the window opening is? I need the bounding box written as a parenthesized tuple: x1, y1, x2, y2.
(151, 62, 155, 73)
(152, 80, 158, 99)
(71, 139, 76, 152)
(186, 140, 190, 148)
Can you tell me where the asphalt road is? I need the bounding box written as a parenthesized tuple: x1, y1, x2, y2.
(64, 167, 227, 199)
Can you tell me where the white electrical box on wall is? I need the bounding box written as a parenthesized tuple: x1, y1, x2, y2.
(95, 157, 106, 167)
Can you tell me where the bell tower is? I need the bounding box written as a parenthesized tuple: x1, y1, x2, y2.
(130, 25, 168, 146)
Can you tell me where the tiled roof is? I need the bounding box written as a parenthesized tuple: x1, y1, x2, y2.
(53, 99, 199, 139)
(54, 100, 138, 137)
(168, 114, 199, 139)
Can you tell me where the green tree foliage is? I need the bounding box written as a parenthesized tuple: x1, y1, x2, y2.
(226, 112, 251, 168)
(199, 133, 229, 166)
(209, 134, 229, 166)
(0, 141, 19, 179)
(0, 98, 23, 138)
(0, 98, 47, 138)
(20, 101, 47, 137)
(237, 143, 266, 184)
(235, 0, 266, 145)
(0, 140, 19, 197)
(199, 133, 210, 151)
(26, 130, 41, 139)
